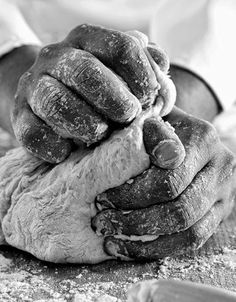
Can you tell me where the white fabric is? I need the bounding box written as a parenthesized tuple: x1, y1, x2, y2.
(149, 0, 236, 111)
(0, 0, 236, 148)
(0, 0, 41, 55)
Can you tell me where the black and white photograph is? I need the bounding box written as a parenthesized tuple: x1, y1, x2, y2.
(0, 0, 236, 301)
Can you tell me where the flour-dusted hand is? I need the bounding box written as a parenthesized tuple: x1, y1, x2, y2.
(11, 24, 176, 163)
(93, 107, 236, 259)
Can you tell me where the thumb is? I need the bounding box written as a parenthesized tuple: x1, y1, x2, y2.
(143, 116, 185, 169)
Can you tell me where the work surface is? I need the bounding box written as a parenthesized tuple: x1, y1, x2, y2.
(0, 204, 235, 302)
(0, 126, 236, 301)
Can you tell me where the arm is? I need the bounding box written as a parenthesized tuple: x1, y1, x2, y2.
(0, 0, 41, 133)
(0, 45, 40, 134)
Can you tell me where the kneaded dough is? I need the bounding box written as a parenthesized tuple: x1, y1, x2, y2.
(0, 108, 160, 263)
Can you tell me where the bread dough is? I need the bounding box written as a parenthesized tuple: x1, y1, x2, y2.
(0, 108, 161, 263)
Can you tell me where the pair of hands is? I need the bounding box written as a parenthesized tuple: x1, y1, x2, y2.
(12, 24, 236, 259)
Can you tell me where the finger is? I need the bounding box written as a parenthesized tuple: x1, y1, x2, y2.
(147, 43, 170, 74)
(93, 150, 234, 235)
(104, 195, 235, 260)
(122, 30, 175, 117)
(64, 24, 159, 107)
(28, 74, 109, 145)
(12, 94, 72, 163)
(96, 108, 220, 210)
(144, 49, 176, 117)
(143, 117, 185, 169)
(38, 45, 141, 124)
(125, 31, 170, 74)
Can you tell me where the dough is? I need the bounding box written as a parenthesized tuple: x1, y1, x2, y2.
(0, 108, 161, 263)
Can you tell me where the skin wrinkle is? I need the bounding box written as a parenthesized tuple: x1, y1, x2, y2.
(47, 71, 108, 117)
(49, 49, 140, 123)
(29, 75, 108, 143)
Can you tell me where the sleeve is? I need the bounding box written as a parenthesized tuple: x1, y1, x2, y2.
(0, 0, 42, 58)
(149, 0, 236, 111)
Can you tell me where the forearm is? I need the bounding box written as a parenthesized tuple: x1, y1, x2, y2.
(169, 65, 221, 122)
(0, 45, 40, 134)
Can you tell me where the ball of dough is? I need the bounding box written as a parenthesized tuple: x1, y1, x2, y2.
(0, 109, 161, 263)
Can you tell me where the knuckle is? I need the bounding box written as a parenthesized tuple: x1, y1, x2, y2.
(19, 123, 70, 163)
(13, 107, 71, 163)
(13, 110, 45, 149)
(73, 56, 97, 79)
(65, 23, 91, 43)
(191, 118, 218, 144)
(116, 35, 139, 59)
(77, 23, 91, 31)
(201, 121, 218, 143)
(39, 44, 60, 59)
(166, 171, 184, 199)
(147, 46, 170, 72)
(29, 76, 66, 121)
(57, 49, 97, 83)
(217, 148, 236, 183)
(173, 200, 192, 231)
(71, 56, 106, 95)
(222, 147, 235, 166)
(188, 223, 207, 249)
(35, 77, 62, 104)
(19, 123, 41, 148)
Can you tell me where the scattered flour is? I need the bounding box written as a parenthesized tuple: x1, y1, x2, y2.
(73, 293, 120, 302)
(158, 247, 236, 293)
(215, 247, 236, 270)
(158, 247, 236, 280)
(0, 246, 236, 301)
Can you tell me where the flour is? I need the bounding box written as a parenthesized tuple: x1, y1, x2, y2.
(214, 247, 236, 270)
(157, 247, 236, 291)
(73, 291, 121, 302)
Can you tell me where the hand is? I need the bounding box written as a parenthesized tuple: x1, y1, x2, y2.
(92, 107, 236, 260)
(11, 24, 174, 163)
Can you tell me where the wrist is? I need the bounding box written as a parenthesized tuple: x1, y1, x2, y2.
(0, 45, 40, 134)
(169, 65, 221, 122)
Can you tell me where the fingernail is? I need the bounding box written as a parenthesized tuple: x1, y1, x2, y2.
(91, 216, 110, 236)
(105, 238, 131, 260)
(96, 193, 115, 210)
(91, 214, 118, 236)
(152, 139, 181, 168)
